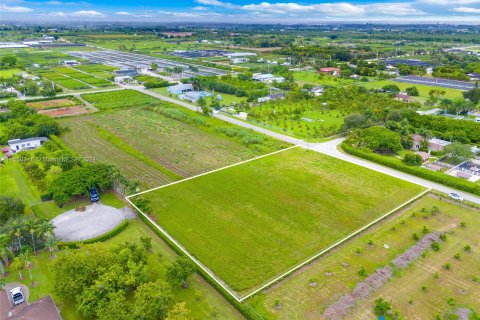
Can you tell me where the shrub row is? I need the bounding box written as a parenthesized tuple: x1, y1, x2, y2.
(58, 219, 129, 249)
(341, 142, 480, 196)
(133, 207, 262, 320)
(48, 134, 79, 157)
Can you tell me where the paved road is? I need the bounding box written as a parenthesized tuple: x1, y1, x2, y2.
(129, 84, 480, 205)
(309, 138, 480, 205)
(123, 84, 307, 145)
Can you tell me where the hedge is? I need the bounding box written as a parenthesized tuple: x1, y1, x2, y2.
(58, 219, 129, 249)
(49, 134, 79, 157)
(341, 142, 480, 196)
(133, 207, 263, 320)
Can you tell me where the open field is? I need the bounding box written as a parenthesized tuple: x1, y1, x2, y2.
(26, 98, 79, 110)
(0, 68, 22, 78)
(39, 105, 91, 117)
(0, 218, 243, 320)
(52, 66, 113, 87)
(136, 147, 424, 294)
(81, 89, 159, 109)
(247, 193, 480, 319)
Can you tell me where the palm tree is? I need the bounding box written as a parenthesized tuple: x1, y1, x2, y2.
(45, 237, 59, 259)
(10, 257, 24, 280)
(37, 219, 54, 240)
(9, 219, 24, 250)
(25, 219, 38, 253)
(18, 250, 33, 282)
(0, 246, 13, 275)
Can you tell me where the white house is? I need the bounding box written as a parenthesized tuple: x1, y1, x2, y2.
(63, 60, 79, 66)
(224, 52, 257, 58)
(231, 58, 249, 64)
(8, 137, 49, 152)
(114, 76, 133, 84)
(252, 73, 285, 83)
(168, 83, 194, 95)
(311, 86, 324, 96)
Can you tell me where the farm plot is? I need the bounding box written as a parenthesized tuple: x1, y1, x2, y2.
(133, 147, 424, 294)
(59, 117, 174, 188)
(81, 90, 159, 110)
(26, 97, 79, 110)
(38, 71, 90, 90)
(248, 194, 480, 319)
(39, 105, 91, 117)
(82, 107, 280, 177)
(53, 66, 113, 87)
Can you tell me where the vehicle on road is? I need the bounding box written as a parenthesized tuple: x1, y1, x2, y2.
(448, 192, 464, 202)
(475, 117, 480, 123)
(10, 287, 25, 306)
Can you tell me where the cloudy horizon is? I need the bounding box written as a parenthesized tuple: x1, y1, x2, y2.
(1, 0, 480, 24)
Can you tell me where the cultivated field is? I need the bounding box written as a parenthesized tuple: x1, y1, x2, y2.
(81, 89, 159, 110)
(27, 97, 79, 110)
(248, 193, 480, 319)
(135, 147, 424, 294)
(59, 117, 175, 188)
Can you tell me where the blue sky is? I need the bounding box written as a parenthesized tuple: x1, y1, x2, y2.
(1, 0, 480, 23)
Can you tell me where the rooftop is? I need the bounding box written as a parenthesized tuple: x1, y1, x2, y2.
(8, 137, 48, 144)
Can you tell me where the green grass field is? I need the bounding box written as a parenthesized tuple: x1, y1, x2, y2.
(152, 87, 246, 107)
(137, 147, 424, 293)
(81, 90, 159, 109)
(0, 68, 22, 78)
(0, 160, 41, 207)
(248, 194, 480, 319)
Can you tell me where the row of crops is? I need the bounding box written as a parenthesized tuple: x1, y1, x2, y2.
(53, 67, 113, 87)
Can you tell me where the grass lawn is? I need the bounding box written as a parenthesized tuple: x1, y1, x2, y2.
(137, 147, 424, 293)
(81, 89, 159, 110)
(31, 191, 124, 220)
(1, 218, 242, 320)
(0, 68, 22, 78)
(248, 194, 480, 319)
(0, 160, 41, 207)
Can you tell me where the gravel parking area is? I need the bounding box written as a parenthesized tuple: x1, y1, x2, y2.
(52, 203, 133, 241)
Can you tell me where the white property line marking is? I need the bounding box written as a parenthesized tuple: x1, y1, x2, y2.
(126, 146, 431, 302)
(126, 145, 300, 199)
(239, 187, 431, 301)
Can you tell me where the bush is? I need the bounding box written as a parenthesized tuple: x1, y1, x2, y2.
(0, 196, 24, 224)
(342, 142, 480, 196)
(403, 152, 423, 166)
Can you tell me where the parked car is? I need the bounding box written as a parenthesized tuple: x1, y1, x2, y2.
(90, 187, 99, 202)
(10, 287, 25, 306)
(475, 117, 480, 123)
(448, 192, 463, 202)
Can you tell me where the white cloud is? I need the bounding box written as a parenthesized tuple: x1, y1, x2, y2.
(418, 0, 480, 4)
(158, 11, 201, 17)
(452, 6, 480, 12)
(71, 10, 104, 17)
(195, 1, 423, 16)
(115, 11, 131, 15)
(0, 3, 33, 13)
(49, 10, 104, 17)
(193, 6, 209, 10)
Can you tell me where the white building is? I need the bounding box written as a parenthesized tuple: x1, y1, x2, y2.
(167, 83, 194, 95)
(311, 86, 324, 96)
(224, 52, 257, 58)
(63, 60, 80, 66)
(114, 76, 133, 84)
(252, 73, 285, 83)
(8, 137, 49, 152)
(231, 58, 249, 64)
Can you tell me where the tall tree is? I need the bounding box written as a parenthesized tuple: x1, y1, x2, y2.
(133, 280, 173, 320)
(166, 257, 196, 288)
